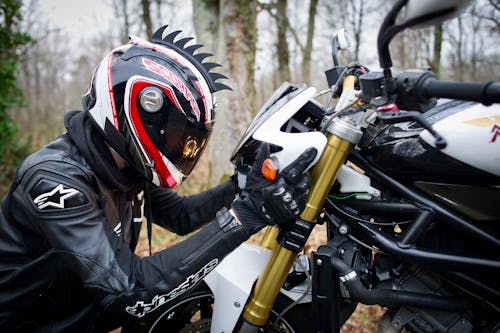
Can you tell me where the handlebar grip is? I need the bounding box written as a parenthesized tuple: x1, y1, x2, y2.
(420, 77, 500, 106)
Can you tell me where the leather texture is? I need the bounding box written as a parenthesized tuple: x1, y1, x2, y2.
(0, 134, 246, 332)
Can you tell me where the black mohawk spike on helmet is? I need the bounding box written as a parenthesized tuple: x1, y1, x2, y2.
(151, 25, 231, 92)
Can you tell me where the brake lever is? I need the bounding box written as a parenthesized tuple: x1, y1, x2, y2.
(377, 110, 447, 149)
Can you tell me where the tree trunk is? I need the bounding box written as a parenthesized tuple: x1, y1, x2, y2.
(277, 0, 290, 82)
(141, 0, 153, 38)
(456, 17, 464, 81)
(352, 0, 364, 61)
(302, 0, 317, 84)
(193, 0, 220, 50)
(193, 0, 257, 185)
(431, 23, 443, 77)
(112, 0, 131, 43)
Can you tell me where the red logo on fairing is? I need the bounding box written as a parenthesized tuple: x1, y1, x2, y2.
(463, 116, 500, 144)
(491, 124, 500, 143)
(142, 58, 201, 120)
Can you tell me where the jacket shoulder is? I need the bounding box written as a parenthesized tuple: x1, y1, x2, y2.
(18, 134, 93, 183)
(10, 135, 99, 217)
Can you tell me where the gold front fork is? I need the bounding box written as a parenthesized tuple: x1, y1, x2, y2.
(243, 128, 360, 326)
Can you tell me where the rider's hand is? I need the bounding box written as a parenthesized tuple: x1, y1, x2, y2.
(277, 218, 315, 252)
(231, 143, 317, 235)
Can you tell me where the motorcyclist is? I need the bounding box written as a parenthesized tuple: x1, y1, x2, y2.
(0, 26, 316, 332)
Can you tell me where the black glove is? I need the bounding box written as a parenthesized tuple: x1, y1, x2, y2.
(231, 143, 317, 234)
(277, 218, 315, 252)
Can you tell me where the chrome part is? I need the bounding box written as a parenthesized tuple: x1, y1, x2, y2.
(326, 118, 363, 144)
(140, 86, 164, 112)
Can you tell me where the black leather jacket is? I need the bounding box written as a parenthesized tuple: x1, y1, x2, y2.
(0, 133, 248, 332)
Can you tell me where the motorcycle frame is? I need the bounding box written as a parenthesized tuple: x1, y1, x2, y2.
(345, 151, 500, 270)
(322, 150, 500, 303)
(203, 72, 499, 331)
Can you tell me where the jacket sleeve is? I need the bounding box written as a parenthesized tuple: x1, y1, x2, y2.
(147, 179, 236, 235)
(18, 162, 248, 321)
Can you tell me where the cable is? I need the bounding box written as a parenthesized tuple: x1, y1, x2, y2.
(324, 211, 385, 255)
(328, 193, 368, 200)
(274, 255, 312, 330)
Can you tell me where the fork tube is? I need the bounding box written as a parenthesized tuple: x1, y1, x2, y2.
(259, 226, 279, 250)
(243, 120, 362, 327)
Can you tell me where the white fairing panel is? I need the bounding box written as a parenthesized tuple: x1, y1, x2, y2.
(253, 87, 327, 171)
(204, 243, 271, 333)
(420, 103, 500, 176)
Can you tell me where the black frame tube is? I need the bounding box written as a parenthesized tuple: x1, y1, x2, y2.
(321, 151, 500, 273)
(324, 206, 500, 271)
(349, 151, 500, 250)
(330, 255, 471, 311)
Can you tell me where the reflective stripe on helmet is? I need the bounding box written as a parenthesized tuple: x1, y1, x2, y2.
(129, 35, 214, 123)
(86, 44, 132, 131)
(124, 76, 183, 187)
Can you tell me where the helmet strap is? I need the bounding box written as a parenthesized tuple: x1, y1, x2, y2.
(108, 146, 127, 170)
(144, 182, 153, 256)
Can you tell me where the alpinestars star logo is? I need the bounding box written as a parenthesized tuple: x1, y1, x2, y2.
(33, 184, 80, 210)
(125, 258, 219, 318)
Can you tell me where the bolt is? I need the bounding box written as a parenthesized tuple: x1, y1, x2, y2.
(234, 302, 240, 308)
(316, 259, 323, 266)
(339, 224, 348, 234)
(392, 317, 401, 328)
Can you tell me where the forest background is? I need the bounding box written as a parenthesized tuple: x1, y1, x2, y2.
(1, 0, 499, 331)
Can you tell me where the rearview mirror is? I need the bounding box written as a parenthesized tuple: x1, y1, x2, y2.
(397, 0, 471, 29)
(336, 28, 352, 51)
(378, 0, 471, 70)
(331, 28, 353, 66)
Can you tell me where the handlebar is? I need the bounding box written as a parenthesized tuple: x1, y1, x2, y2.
(420, 77, 500, 106)
(393, 70, 500, 108)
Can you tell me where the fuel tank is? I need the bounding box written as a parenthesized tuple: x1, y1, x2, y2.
(360, 100, 500, 221)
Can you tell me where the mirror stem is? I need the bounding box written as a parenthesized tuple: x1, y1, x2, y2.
(377, 0, 408, 69)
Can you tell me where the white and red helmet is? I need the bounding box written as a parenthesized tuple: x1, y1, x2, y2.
(82, 26, 229, 188)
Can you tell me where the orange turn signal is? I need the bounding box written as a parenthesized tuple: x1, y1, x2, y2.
(261, 158, 278, 181)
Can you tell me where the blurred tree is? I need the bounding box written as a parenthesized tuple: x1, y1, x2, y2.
(327, 0, 369, 61)
(112, 0, 181, 42)
(113, 0, 133, 43)
(141, 0, 153, 38)
(429, 23, 443, 77)
(0, 0, 31, 194)
(193, 0, 257, 185)
(263, 0, 318, 84)
(473, 0, 499, 33)
(17, 1, 73, 146)
(262, 0, 291, 83)
(302, 0, 318, 83)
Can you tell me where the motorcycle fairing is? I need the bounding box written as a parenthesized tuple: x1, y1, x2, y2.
(231, 82, 327, 173)
(203, 242, 271, 332)
(420, 103, 500, 177)
(360, 100, 499, 184)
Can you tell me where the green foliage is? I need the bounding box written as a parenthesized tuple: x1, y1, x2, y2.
(0, 0, 32, 194)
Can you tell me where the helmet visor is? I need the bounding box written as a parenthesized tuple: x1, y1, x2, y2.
(141, 105, 212, 178)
